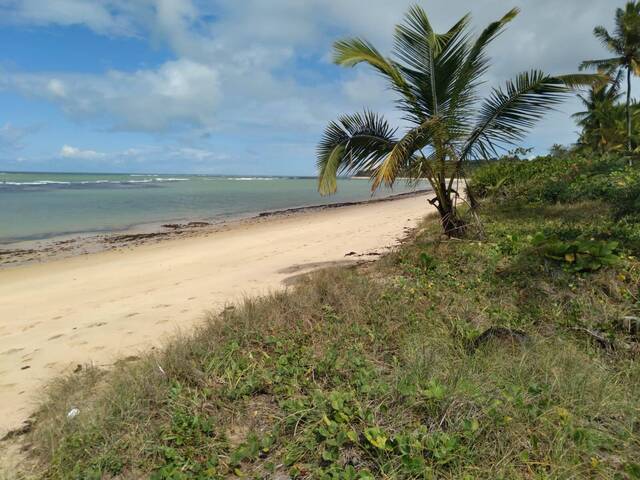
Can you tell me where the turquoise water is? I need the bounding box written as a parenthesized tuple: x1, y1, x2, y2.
(0, 172, 428, 243)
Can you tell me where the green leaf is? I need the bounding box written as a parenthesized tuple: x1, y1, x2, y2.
(364, 427, 389, 450)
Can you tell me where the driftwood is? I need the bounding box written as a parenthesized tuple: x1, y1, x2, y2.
(572, 327, 615, 351)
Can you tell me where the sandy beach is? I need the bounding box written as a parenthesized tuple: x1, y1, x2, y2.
(0, 193, 434, 438)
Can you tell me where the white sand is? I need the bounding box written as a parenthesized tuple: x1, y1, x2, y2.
(0, 194, 435, 437)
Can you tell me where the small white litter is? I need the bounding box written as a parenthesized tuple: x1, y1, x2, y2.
(67, 408, 80, 419)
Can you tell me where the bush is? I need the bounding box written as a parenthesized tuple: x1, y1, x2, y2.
(469, 153, 638, 206)
(469, 154, 640, 253)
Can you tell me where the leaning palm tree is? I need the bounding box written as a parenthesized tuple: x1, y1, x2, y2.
(317, 5, 596, 235)
(580, 1, 640, 154)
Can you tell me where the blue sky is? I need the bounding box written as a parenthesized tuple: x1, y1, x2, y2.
(0, 0, 635, 175)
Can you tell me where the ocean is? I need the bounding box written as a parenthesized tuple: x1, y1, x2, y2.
(0, 172, 428, 243)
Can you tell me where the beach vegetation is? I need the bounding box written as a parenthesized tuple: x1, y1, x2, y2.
(469, 152, 640, 231)
(8, 153, 640, 479)
(316, 5, 598, 235)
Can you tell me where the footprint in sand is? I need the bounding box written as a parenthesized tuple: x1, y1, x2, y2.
(48, 334, 65, 340)
(87, 322, 107, 328)
(21, 321, 42, 332)
(125, 312, 140, 318)
(152, 304, 171, 309)
(1, 347, 24, 355)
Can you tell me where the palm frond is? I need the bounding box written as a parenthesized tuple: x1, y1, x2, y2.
(462, 71, 589, 160)
(579, 57, 622, 72)
(555, 73, 608, 89)
(372, 117, 438, 190)
(572, 110, 589, 122)
(317, 111, 397, 195)
(615, 2, 640, 46)
(393, 5, 471, 119)
(608, 68, 625, 98)
(393, 5, 442, 68)
(445, 8, 520, 129)
(454, 7, 519, 86)
(333, 39, 411, 97)
(594, 26, 622, 54)
(317, 144, 345, 196)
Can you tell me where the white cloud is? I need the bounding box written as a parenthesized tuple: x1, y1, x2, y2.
(0, 123, 39, 151)
(4, 59, 221, 132)
(47, 79, 67, 98)
(0, 0, 137, 35)
(0, 0, 636, 168)
(53, 143, 231, 170)
(60, 144, 106, 159)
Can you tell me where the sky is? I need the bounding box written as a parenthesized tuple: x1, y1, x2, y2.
(0, 0, 635, 175)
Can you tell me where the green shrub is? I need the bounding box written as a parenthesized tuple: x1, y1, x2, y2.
(470, 153, 640, 253)
(469, 153, 637, 206)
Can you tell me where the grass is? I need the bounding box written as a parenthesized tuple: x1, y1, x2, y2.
(6, 199, 640, 479)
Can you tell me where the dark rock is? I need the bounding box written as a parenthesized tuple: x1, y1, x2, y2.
(469, 326, 529, 352)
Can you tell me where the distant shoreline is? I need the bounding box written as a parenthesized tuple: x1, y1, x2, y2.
(0, 188, 432, 269)
(0, 172, 430, 247)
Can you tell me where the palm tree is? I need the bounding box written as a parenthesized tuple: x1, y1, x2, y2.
(580, 1, 640, 155)
(573, 70, 625, 153)
(317, 5, 596, 235)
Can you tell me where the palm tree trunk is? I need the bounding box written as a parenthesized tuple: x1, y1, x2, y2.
(431, 186, 464, 237)
(627, 66, 633, 164)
